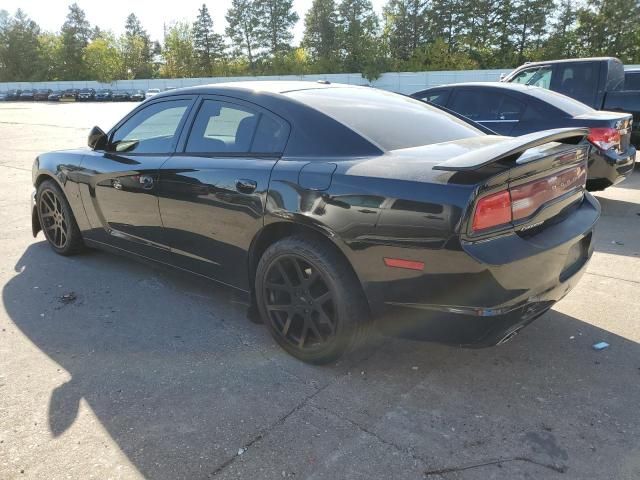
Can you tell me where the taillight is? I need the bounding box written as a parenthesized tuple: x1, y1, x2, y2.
(587, 127, 620, 151)
(472, 190, 512, 231)
(472, 164, 587, 233)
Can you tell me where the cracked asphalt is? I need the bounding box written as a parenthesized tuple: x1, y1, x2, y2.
(1, 102, 639, 480)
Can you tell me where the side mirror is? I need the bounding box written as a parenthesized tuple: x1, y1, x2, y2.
(88, 126, 107, 150)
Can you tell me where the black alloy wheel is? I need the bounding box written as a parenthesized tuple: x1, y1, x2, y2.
(36, 180, 84, 255)
(256, 235, 369, 364)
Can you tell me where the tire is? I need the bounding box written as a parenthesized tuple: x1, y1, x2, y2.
(255, 235, 369, 364)
(36, 179, 84, 256)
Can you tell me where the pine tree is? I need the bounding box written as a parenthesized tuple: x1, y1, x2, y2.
(512, 0, 555, 63)
(302, 0, 338, 64)
(336, 0, 379, 72)
(383, 0, 427, 62)
(121, 13, 152, 78)
(192, 3, 225, 75)
(226, 0, 261, 67)
(255, 0, 299, 56)
(60, 3, 91, 79)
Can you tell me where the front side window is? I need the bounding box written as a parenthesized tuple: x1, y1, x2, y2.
(185, 99, 288, 154)
(110, 100, 190, 154)
(510, 67, 552, 89)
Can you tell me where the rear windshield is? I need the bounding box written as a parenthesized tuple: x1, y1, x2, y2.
(286, 87, 483, 151)
(525, 87, 595, 116)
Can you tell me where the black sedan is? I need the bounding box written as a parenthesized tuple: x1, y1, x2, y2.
(48, 91, 62, 101)
(112, 90, 131, 101)
(5, 89, 22, 100)
(130, 89, 145, 101)
(34, 89, 52, 101)
(77, 88, 96, 101)
(61, 89, 79, 101)
(95, 89, 113, 101)
(411, 83, 636, 191)
(31, 82, 599, 363)
(19, 89, 36, 100)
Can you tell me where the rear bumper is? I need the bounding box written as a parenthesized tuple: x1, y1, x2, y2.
(587, 145, 636, 190)
(366, 194, 600, 346)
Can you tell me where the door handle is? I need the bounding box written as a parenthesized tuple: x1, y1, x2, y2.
(236, 178, 257, 194)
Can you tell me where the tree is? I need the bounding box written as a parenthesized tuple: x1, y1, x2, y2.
(383, 0, 427, 62)
(336, 0, 379, 72)
(226, 0, 261, 68)
(121, 13, 153, 78)
(0, 9, 42, 81)
(302, 0, 338, 65)
(162, 22, 195, 78)
(60, 3, 91, 79)
(192, 3, 225, 75)
(575, 0, 640, 63)
(255, 0, 299, 56)
(511, 0, 555, 63)
(543, 0, 578, 59)
(85, 32, 122, 82)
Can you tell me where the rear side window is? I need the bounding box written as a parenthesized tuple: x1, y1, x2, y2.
(449, 90, 525, 121)
(186, 100, 288, 154)
(555, 63, 599, 105)
(625, 72, 640, 90)
(286, 87, 482, 151)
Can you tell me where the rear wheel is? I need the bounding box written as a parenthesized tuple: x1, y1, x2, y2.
(36, 180, 84, 256)
(255, 235, 369, 364)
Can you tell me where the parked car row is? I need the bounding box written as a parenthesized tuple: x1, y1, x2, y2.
(0, 88, 172, 102)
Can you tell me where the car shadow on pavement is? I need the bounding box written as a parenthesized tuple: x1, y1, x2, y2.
(3, 242, 640, 479)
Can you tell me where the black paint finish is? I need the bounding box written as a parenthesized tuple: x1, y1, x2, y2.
(32, 82, 601, 347)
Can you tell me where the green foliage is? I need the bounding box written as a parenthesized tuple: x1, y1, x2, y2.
(255, 0, 299, 56)
(84, 32, 122, 83)
(225, 0, 261, 67)
(1, 0, 640, 83)
(60, 3, 91, 79)
(161, 22, 195, 78)
(193, 4, 225, 76)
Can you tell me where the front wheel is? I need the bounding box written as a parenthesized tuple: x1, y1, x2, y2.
(36, 180, 84, 256)
(255, 235, 369, 364)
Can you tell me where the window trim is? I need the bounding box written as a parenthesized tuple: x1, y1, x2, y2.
(105, 95, 197, 156)
(177, 94, 291, 158)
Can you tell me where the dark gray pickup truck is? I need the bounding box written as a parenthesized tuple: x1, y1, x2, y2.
(503, 58, 640, 146)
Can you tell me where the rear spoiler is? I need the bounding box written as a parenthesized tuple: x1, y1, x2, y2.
(433, 128, 589, 172)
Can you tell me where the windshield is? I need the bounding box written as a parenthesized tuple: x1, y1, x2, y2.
(286, 87, 483, 151)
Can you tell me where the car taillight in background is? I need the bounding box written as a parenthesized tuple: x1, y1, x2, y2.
(587, 127, 620, 151)
(471, 164, 587, 233)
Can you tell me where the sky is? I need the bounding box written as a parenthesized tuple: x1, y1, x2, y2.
(2, 0, 387, 44)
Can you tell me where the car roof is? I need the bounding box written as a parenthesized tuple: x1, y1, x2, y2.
(517, 57, 622, 67)
(150, 80, 351, 100)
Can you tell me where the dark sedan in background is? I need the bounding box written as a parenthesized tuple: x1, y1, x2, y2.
(4, 89, 22, 100)
(130, 89, 145, 101)
(19, 89, 36, 100)
(34, 89, 52, 101)
(32, 81, 599, 363)
(95, 89, 113, 101)
(112, 90, 131, 101)
(412, 82, 636, 190)
(60, 89, 79, 101)
(47, 91, 62, 101)
(77, 88, 96, 101)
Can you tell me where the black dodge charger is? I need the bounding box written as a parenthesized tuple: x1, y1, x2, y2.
(31, 82, 599, 363)
(411, 82, 636, 191)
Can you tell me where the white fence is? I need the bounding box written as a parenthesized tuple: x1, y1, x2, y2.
(2, 66, 639, 94)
